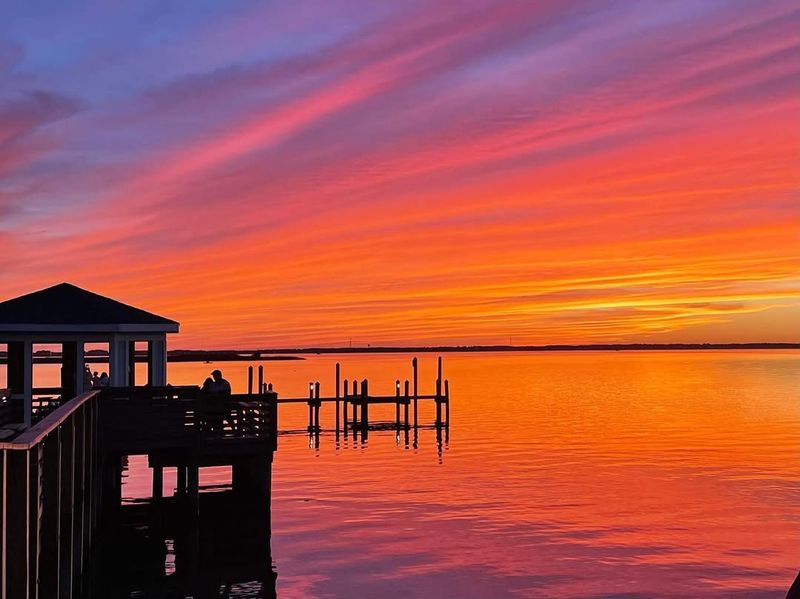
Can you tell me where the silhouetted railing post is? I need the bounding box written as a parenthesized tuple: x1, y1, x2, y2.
(258, 365, 264, 395)
(248, 366, 254, 395)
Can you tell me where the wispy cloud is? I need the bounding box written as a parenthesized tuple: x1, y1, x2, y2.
(0, 0, 798, 346)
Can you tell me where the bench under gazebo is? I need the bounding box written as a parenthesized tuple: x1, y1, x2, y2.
(0, 282, 179, 430)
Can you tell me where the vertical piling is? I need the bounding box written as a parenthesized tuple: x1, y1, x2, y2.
(335, 363, 341, 433)
(412, 357, 418, 428)
(445, 379, 450, 427)
(395, 379, 401, 429)
(314, 381, 321, 432)
(307, 383, 314, 433)
(435, 377, 442, 427)
(343, 379, 349, 429)
(352, 380, 359, 425)
(248, 366, 254, 395)
(404, 380, 410, 429)
(360, 379, 369, 436)
(258, 365, 264, 395)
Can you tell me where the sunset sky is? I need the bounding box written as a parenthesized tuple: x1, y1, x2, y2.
(1, 1, 798, 348)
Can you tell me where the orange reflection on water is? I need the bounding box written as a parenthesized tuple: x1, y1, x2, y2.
(8, 351, 799, 597)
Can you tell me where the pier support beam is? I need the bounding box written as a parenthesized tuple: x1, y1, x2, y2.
(176, 466, 187, 495)
(187, 463, 199, 520)
(152, 465, 163, 500)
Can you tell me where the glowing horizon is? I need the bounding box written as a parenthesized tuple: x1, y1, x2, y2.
(1, 1, 798, 349)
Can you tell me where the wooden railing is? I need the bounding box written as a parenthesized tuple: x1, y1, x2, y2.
(99, 387, 278, 454)
(0, 386, 278, 599)
(0, 390, 102, 599)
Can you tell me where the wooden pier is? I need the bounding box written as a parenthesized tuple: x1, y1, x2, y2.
(0, 356, 450, 599)
(276, 356, 451, 437)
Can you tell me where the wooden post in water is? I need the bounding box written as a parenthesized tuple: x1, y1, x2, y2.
(343, 379, 349, 429)
(435, 377, 442, 427)
(412, 357, 418, 428)
(360, 379, 369, 435)
(352, 379, 359, 425)
(395, 379, 401, 429)
(335, 363, 341, 432)
(445, 379, 450, 427)
(258, 365, 264, 395)
(314, 381, 321, 432)
(248, 366, 254, 395)
(307, 383, 314, 432)
(404, 380, 410, 429)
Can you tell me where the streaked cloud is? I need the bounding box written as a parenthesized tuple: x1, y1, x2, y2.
(0, 0, 798, 347)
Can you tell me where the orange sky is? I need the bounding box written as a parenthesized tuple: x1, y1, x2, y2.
(1, 2, 798, 348)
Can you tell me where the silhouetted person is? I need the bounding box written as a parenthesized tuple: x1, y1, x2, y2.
(92, 371, 102, 389)
(99, 371, 109, 387)
(83, 366, 93, 390)
(207, 369, 231, 395)
(201, 377, 213, 393)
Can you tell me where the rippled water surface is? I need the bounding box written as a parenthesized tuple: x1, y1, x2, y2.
(31, 351, 800, 597)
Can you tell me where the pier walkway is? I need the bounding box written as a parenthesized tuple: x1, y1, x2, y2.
(0, 358, 450, 599)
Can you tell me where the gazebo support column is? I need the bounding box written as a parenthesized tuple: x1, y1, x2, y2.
(108, 336, 130, 387)
(7, 340, 33, 426)
(128, 340, 136, 386)
(61, 340, 85, 399)
(62, 341, 78, 400)
(147, 339, 167, 386)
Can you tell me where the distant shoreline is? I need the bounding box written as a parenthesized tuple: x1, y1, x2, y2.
(1, 343, 796, 365)
(170, 343, 798, 358)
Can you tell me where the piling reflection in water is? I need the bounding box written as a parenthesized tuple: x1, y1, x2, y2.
(86, 480, 276, 598)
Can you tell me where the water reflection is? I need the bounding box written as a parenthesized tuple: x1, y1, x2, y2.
(86, 487, 276, 598)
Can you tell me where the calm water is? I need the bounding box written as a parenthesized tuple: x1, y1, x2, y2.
(14, 351, 800, 597)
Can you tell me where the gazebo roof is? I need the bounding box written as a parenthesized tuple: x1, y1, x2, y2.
(0, 283, 179, 334)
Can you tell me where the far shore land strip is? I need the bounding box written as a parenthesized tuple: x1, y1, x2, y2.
(1, 343, 797, 365)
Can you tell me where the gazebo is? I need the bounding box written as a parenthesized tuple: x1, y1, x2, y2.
(0, 282, 179, 427)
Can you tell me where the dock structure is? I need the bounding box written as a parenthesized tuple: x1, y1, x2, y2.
(0, 284, 452, 598)
(277, 355, 451, 438)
